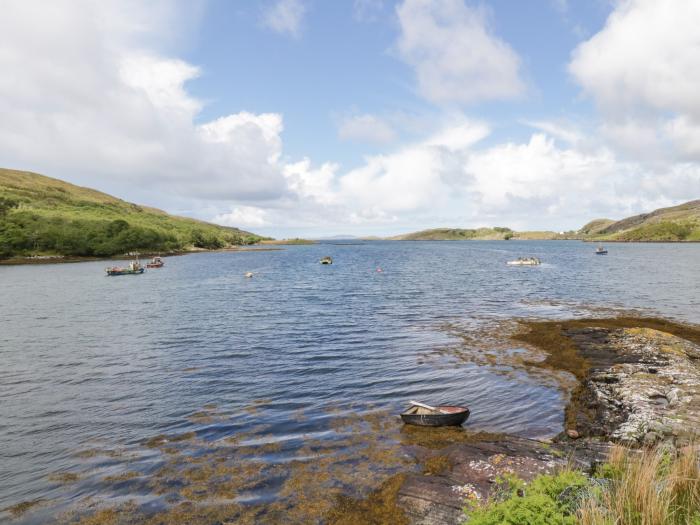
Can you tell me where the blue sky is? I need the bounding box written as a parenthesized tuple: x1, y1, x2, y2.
(1, 0, 699, 237)
(185, 1, 607, 166)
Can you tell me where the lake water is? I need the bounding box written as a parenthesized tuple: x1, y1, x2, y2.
(1, 241, 699, 522)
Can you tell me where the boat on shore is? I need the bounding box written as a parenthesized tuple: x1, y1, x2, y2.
(106, 259, 144, 276)
(506, 257, 541, 266)
(320, 256, 333, 265)
(400, 401, 470, 427)
(146, 256, 164, 268)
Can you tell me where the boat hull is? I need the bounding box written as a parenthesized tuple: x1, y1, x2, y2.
(106, 268, 145, 276)
(401, 406, 470, 427)
(146, 263, 164, 268)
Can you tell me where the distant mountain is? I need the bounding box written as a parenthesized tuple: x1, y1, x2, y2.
(386, 200, 700, 243)
(388, 227, 562, 241)
(578, 218, 616, 235)
(0, 168, 267, 258)
(580, 200, 700, 241)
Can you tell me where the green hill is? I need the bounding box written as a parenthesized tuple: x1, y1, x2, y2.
(389, 227, 562, 241)
(578, 218, 615, 235)
(389, 227, 514, 240)
(0, 168, 267, 258)
(580, 200, 700, 241)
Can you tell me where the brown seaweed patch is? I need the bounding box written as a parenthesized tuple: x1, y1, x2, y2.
(400, 425, 507, 450)
(422, 454, 452, 475)
(103, 471, 140, 483)
(74, 448, 127, 459)
(144, 432, 196, 449)
(187, 411, 214, 424)
(512, 317, 700, 380)
(4, 499, 45, 518)
(48, 471, 81, 483)
(243, 398, 273, 415)
(325, 474, 409, 525)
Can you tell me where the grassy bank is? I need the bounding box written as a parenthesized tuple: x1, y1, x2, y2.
(0, 168, 267, 258)
(463, 444, 700, 525)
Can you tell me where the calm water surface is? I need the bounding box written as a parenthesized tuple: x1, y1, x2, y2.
(1, 241, 699, 521)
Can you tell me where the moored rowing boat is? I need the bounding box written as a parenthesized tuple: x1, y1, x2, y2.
(400, 402, 470, 427)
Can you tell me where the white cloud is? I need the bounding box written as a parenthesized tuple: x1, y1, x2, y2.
(213, 206, 269, 228)
(569, 0, 700, 160)
(395, 0, 524, 105)
(272, 118, 700, 233)
(283, 159, 339, 205)
(2, 0, 697, 238)
(524, 120, 583, 146)
(338, 114, 397, 144)
(261, 0, 307, 38)
(0, 0, 287, 205)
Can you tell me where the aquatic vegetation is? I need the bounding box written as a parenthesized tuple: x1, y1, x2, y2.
(400, 425, 507, 450)
(422, 454, 452, 475)
(102, 471, 141, 483)
(512, 316, 700, 379)
(3, 498, 45, 518)
(58, 407, 418, 524)
(325, 474, 409, 525)
(48, 471, 81, 483)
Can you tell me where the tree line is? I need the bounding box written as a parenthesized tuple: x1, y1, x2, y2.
(0, 199, 257, 257)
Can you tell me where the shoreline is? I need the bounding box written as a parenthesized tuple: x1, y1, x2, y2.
(0, 246, 285, 266)
(352, 316, 700, 523)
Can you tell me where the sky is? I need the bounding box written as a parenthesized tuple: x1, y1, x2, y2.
(1, 0, 699, 238)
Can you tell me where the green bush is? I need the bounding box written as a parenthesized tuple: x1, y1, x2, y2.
(465, 470, 588, 525)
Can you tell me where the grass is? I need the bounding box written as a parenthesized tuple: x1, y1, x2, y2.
(0, 168, 268, 257)
(463, 445, 700, 525)
(464, 469, 588, 525)
(610, 220, 700, 242)
(390, 227, 562, 241)
(580, 445, 700, 525)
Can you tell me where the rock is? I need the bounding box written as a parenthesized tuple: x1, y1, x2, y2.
(643, 431, 660, 446)
(566, 429, 580, 439)
(396, 436, 609, 524)
(558, 327, 700, 446)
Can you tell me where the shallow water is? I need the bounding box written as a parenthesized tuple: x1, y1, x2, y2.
(1, 240, 699, 521)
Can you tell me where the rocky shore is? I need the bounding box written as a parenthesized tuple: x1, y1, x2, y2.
(391, 318, 700, 524)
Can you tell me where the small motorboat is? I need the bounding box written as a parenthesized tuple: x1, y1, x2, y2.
(506, 257, 541, 266)
(320, 256, 333, 265)
(106, 259, 144, 276)
(245, 272, 254, 278)
(146, 256, 164, 268)
(400, 400, 470, 427)
(595, 246, 608, 255)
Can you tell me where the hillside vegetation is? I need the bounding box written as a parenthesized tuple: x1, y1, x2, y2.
(388, 200, 700, 242)
(581, 200, 700, 241)
(389, 227, 562, 241)
(0, 168, 266, 258)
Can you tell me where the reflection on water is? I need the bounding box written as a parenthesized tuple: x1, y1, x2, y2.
(1, 241, 699, 521)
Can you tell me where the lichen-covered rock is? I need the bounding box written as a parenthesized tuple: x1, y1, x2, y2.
(562, 327, 700, 445)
